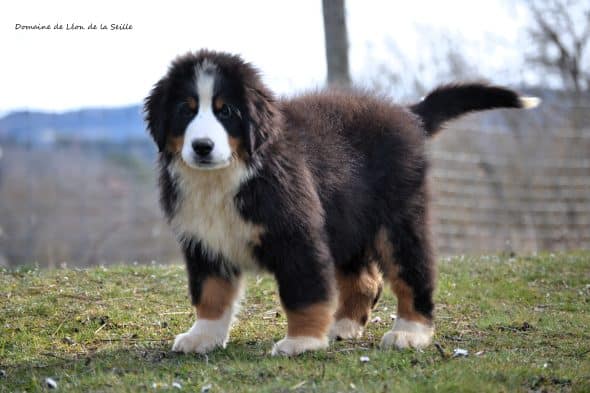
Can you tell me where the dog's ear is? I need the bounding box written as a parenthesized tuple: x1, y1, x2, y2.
(144, 78, 170, 152)
(245, 85, 279, 156)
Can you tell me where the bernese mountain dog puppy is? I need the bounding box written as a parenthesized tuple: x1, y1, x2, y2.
(144, 50, 538, 356)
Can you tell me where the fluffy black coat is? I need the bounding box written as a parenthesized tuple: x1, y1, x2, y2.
(145, 50, 535, 354)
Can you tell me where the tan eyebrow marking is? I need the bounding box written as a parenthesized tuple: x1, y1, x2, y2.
(187, 96, 197, 111)
(213, 96, 225, 111)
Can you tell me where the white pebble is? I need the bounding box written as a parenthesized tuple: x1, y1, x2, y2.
(201, 383, 212, 392)
(44, 377, 58, 389)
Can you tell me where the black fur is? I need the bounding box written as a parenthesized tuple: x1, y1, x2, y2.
(410, 83, 525, 135)
(144, 50, 534, 347)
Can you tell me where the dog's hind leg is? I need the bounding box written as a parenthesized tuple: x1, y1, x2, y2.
(329, 261, 383, 340)
(376, 216, 436, 350)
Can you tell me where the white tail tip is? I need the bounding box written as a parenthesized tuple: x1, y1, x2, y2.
(519, 96, 541, 109)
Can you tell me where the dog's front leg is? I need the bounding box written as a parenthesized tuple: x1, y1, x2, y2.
(271, 303, 334, 356)
(266, 233, 336, 356)
(172, 243, 243, 354)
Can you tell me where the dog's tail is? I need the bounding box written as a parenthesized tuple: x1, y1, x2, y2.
(409, 83, 540, 136)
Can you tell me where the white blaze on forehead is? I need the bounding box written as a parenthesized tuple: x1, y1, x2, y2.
(181, 61, 232, 170)
(196, 62, 216, 106)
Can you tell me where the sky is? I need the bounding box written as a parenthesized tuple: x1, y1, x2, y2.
(0, 0, 531, 114)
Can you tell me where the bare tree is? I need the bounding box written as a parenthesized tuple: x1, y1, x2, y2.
(322, 0, 351, 87)
(526, 0, 590, 94)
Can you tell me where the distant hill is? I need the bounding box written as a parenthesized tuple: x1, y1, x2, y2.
(0, 105, 146, 144)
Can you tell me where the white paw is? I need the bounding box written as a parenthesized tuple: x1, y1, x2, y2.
(329, 318, 363, 340)
(380, 318, 434, 350)
(172, 330, 225, 354)
(271, 336, 328, 356)
(171, 317, 231, 354)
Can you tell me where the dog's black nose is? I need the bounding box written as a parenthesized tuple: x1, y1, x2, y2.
(192, 138, 214, 156)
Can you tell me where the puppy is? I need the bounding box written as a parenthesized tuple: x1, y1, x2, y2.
(144, 50, 538, 356)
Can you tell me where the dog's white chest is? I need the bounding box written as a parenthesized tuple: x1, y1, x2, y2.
(170, 161, 261, 269)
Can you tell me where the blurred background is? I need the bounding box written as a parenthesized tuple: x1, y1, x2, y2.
(0, 0, 588, 267)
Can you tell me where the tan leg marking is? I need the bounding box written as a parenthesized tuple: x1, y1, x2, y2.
(272, 303, 334, 356)
(387, 266, 431, 324)
(375, 226, 430, 324)
(285, 303, 334, 338)
(374, 226, 394, 265)
(172, 276, 243, 354)
(196, 276, 240, 320)
(334, 263, 382, 325)
(329, 262, 382, 340)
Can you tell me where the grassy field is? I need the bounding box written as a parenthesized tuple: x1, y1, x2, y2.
(1, 252, 589, 392)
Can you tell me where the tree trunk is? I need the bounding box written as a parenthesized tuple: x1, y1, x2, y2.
(322, 0, 351, 87)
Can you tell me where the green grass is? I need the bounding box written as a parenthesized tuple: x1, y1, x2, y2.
(1, 252, 589, 392)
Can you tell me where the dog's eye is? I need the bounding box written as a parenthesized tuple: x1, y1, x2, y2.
(217, 104, 232, 120)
